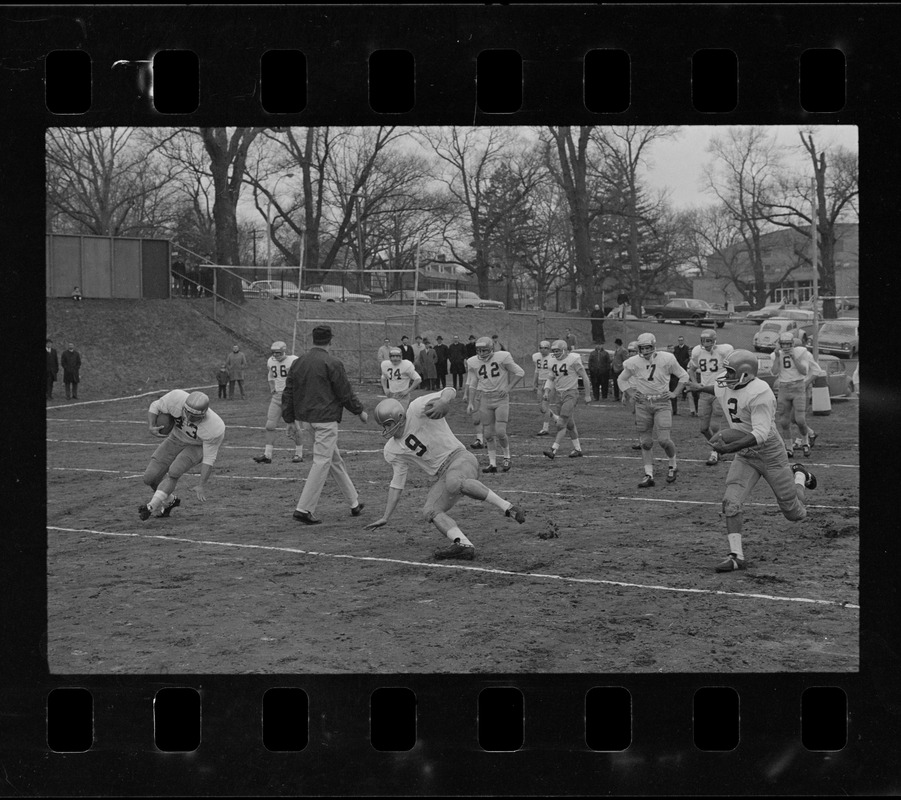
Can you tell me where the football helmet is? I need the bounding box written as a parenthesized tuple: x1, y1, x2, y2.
(778, 332, 795, 350)
(388, 348, 402, 364)
(538, 340, 551, 353)
(637, 332, 656, 359)
(627, 341, 639, 356)
(374, 398, 406, 438)
(550, 339, 567, 359)
(270, 341, 287, 361)
(716, 349, 759, 389)
(699, 329, 717, 351)
(183, 391, 210, 423)
(475, 337, 493, 361)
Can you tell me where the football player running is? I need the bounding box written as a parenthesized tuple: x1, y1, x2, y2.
(541, 339, 592, 460)
(365, 390, 527, 561)
(464, 336, 525, 473)
(254, 341, 306, 464)
(688, 329, 734, 466)
(617, 333, 688, 487)
(771, 333, 822, 458)
(139, 390, 225, 520)
(687, 349, 817, 573)
(532, 340, 554, 436)
(379, 347, 422, 409)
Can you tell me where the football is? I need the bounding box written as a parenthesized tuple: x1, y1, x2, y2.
(717, 427, 748, 443)
(155, 412, 176, 435)
(424, 400, 448, 419)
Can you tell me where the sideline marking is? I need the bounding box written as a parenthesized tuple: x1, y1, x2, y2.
(47, 525, 859, 611)
(44, 385, 217, 408)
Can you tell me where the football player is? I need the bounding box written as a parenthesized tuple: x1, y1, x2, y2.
(541, 339, 592, 460)
(616, 332, 688, 486)
(688, 349, 817, 572)
(254, 341, 305, 464)
(365, 390, 526, 561)
(464, 336, 525, 473)
(139, 390, 225, 520)
(379, 346, 421, 409)
(625, 341, 642, 451)
(688, 328, 734, 466)
(771, 333, 822, 458)
(532, 340, 553, 436)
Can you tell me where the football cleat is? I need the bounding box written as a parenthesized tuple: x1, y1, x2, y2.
(791, 463, 818, 490)
(631, 443, 642, 450)
(666, 466, 678, 483)
(482, 465, 498, 474)
(809, 431, 818, 447)
(291, 455, 304, 463)
(568, 450, 584, 458)
(543, 450, 556, 460)
(350, 503, 365, 517)
(802, 444, 811, 457)
(501, 458, 511, 472)
(253, 454, 272, 464)
(706, 451, 719, 466)
(434, 539, 475, 561)
(160, 496, 181, 518)
(638, 474, 655, 488)
(786, 449, 794, 460)
(138, 503, 152, 521)
(715, 553, 746, 572)
(536, 429, 550, 436)
(470, 440, 484, 450)
(505, 505, 526, 524)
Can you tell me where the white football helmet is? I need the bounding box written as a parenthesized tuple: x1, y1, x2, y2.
(374, 398, 406, 438)
(699, 330, 717, 351)
(627, 341, 639, 356)
(270, 341, 287, 361)
(550, 339, 567, 359)
(636, 333, 656, 359)
(778, 333, 795, 351)
(388, 348, 402, 364)
(716, 349, 758, 389)
(183, 391, 210, 423)
(475, 337, 493, 361)
(538, 340, 551, 354)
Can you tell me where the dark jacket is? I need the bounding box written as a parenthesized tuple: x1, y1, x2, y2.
(60, 349, 82, 381)
(282, 346, 363, 424)
(416, 347, 438, 380)
(590, 307, 606, 339)
(464, 341, 477, 359)
(612, 346, 629, 372)
(46, 347, 59, 378)
(434, 343, 449, 374)
(673, 344, 691, 369)
(588, 348, 612, 375)
(399, 344, 416, 363)
(448, 342, 467, 372)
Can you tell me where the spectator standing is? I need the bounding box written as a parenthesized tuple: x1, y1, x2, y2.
(611, 338, 629, 401)
(60, 341, 82, 400)
(225, 344, 248, 399)
(412, 335, 426, 363)
(46, 339, 59, 400)
(377, 338, 392, 378)
(464, 335, 477, 359)
(670, 335, 692, 414)
(216, 363, 229, 399)
(590, 304, 605, 344)
(564, 328, 577, 351)
(71, 286, 82, 301)
(416, 339, 438, 390)
(587, 342, 612, 401)
(281, 325, 368, 525)
(491, 333, 505, 352)
(448, 335, 467, 390)
(434, 336, 449, 389)
(399, 335, 416, 365)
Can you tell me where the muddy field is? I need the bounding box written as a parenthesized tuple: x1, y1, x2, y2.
(46, 383, 859, 674)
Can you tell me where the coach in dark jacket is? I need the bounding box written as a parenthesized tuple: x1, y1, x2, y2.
(447, 335, 467, 389)
(587, 342, 612, 400)
(46, 338, 59, 400)
(433, 336, 449, 389)
(281, 326, 368, 525)
(399, 335, 416, 365)
(60, 341, 82, 400)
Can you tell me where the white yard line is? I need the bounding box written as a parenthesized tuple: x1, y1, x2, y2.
(47, 525, 860, 611)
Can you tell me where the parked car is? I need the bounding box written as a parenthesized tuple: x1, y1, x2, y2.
(421, 289, 505, 309)
(746, 302, 791, 322)
(752, 313, 815, 352)
(756, 353, 851, 398)
(245, 280, 321, 300)
(815, 319, 859, 358)
(373, 290, 446, 306)
(850, 364, 859, 395)
(642, 298, 730, 327)
(305, 284, 372, 303)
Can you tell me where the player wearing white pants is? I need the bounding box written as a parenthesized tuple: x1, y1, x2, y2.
(380, 348, 421, 409)
(541, 340, 591, 460)
(771, 333, 821, 458)
(254, 341, 305, 464)
(689, 329, 734, 466)
(532, 340, 553, 435)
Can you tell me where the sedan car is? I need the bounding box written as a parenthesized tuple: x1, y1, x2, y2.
(756, 353, 851, 398)
(421, 289, 505, 309)
(305, 284, 372, 303)
(816, 319, 858, 358)
(373, 290, 446, 306)
(752, 313, 815, 352)
(245, 280, 321, 300)
(745, 302, 790, 322)
(644, 298, 730, 327)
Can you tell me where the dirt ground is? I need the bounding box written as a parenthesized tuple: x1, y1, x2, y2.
(46, 381, 859, 674)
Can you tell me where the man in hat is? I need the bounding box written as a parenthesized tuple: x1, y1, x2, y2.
(281, 326, 369, 525)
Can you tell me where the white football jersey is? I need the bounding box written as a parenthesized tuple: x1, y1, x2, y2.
(466, 351, 524, 393)
(619, 351, 687, 396)
(544, 351, 584, 393)
(773, 346, 816, 383)
(381, 358, 420, 392)
(383, 393, 466, 489)
(532, 351, 552, 382)
(714, 377, 779, 446)
(148, 389, 226, 465)
(689, 343, 734, 386)
(267, 354, 298, 393)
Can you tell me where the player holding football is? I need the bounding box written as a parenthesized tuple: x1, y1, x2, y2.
(532, 340, 554, 436)
(464, 336, 525, 473)
(379, 347, 421, 408)
(688, 328, 734, 466)
(687, 349, 817, 572)
(617, 332, 688, 487)
(771, 332, 821, 458)
(253, 341, 305, 464)
(541, 339, 592, 460)
(138, 390, 225, 520)
(365, 390, 526, 561)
